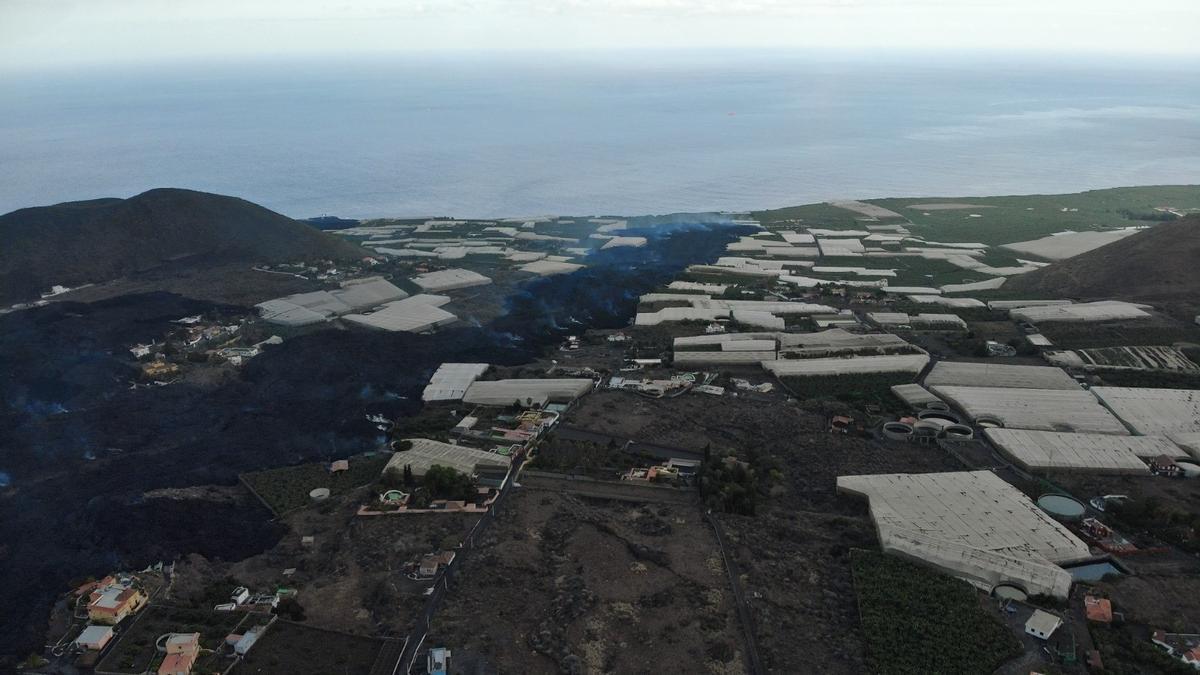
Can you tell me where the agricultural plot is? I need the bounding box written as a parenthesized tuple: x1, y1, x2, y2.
(1090, 387, 1200, 438)
(232, 621, 383, 675)
(924, 362, 1080, 390)
(778, 371, 918, 409)
(929, 385, 1129, 434)
(872, 185, 1200, 246)
(850, 550, 1022, 675)
(1045, 345, 1199, 372)
(1000, 228, 1141, 260)
(1035, 320, 1200, 349)
(240, 453, 390, 515)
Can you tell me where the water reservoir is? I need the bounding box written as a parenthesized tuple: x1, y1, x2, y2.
(1037, 494, 1086, 521)
(1064, 560, 1125, 582)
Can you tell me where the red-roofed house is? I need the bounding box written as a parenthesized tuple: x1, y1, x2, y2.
(1085, 595, 1113, 623)
(158, 633, 200, 675)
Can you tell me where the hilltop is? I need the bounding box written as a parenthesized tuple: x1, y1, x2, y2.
(1006, 215, 1200, 318)
(0, 188, 365, 304)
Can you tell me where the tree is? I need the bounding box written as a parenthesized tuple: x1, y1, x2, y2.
(423, 465, 477, 501)
(402, 464, 414, 487)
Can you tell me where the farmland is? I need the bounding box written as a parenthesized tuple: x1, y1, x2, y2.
(850, 549, 1022, 675)
(240, 453, 390, 516)
(753, 186, 1200, 247)
(232, 621, 384, 675)
(872, 186, 1200, 246)
(778, 372, 916, 410)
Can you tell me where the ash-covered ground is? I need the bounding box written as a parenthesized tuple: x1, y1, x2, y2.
(0, 219, 748, 660)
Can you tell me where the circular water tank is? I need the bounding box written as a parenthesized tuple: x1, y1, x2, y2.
(917, 410, 961, 424)
(1037, 493, 1086, 521)
(882, 422, 914, 441)
(942, 424, 974, 440)
(976, 415, 1004, 429)
(1176, 461, 1200, 478)
(309, 487, 331, 502)
(924, 401, 951, 413)
(916, 417, 953, 431)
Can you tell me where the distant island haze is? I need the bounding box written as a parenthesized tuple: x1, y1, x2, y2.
(4, 1, 1200, 673)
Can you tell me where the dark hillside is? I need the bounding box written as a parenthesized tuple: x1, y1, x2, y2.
(0, 188, 365, 304)
(1006, 215, 1200, 318)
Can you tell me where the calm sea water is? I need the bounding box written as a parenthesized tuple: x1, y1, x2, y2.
(2, 51, 1198, 219)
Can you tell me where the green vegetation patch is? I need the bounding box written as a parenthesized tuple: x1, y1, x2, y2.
(1036, 322, 1200, 349)
(850, 550, 1022, 675)
(873, 186, 1200, 246)
(241, 453, 390, 516)
(778, 371, 916, 408)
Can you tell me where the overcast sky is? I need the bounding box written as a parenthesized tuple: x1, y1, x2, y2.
(2, 0, 1198, 71)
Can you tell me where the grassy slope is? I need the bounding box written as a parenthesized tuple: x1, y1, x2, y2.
(753, 185, 1200, 246)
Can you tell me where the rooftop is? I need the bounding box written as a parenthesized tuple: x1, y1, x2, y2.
(931, 385, 1129, 435)
(837, 470, 1091, 598)
(983, 428, 1167, 473)
(386, 438, 508, 478)
(924, 362, 1080, 391)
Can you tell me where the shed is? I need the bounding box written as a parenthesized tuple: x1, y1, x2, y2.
(1025, 609, 1062, 640)
(74, 625, 114, 651)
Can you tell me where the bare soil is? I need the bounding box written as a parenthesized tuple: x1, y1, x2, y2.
(172, 486, 479, 637)
(427, 489, 745, 674)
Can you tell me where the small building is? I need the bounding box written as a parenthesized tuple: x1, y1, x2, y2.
(1151, 630, 1200, 668)
(230, 586, 250, 606)
(1084, 595, 1113, 623)
(428, 647, 451, 675)
(1151, 454, 1183, 477)
(418, 551, 457, 578)
(74, 625, 115, 651)
(330, 459, 350, 473)
(1025, 610, 1063, 640)
(234, 625, 267, 656)
(158, 633, 200, 675)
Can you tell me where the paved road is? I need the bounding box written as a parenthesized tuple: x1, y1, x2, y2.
(390, 449, 524, 674)
(555, 425, 704, 461)
(706, 512, 764, 675)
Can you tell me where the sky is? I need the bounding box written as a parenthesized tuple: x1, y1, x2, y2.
(1, 0, 1198, 71)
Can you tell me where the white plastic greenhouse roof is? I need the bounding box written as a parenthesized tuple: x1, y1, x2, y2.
(1011, 301, 1151, 323)
(837, 470, 1091, 598)
(765, 353, 929, 377)
(930, 385, 1129, 435)
(1091, 387, 1200, 437)
(924, 362, 1080, 391)
(983, 428, 1167, 473)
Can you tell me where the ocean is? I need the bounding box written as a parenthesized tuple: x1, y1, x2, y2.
(2, 51, 1198, 219)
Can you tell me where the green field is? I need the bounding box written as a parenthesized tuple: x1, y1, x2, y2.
(851, 550, 1022, 675)
(754, 185, 1200, 247)
(778, 371, 916, 409)
(240, 453, 390, 516)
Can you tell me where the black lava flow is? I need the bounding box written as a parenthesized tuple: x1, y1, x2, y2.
(0, 219, 750, 658)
